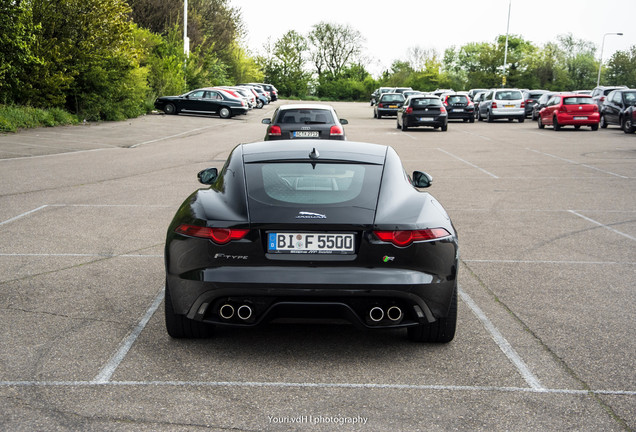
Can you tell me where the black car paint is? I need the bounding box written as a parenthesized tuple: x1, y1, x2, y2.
(154, 88, 247, 118)
(600, 89, 636, 128)
(397, 96, 448, 131)
(165, 141, 458, 340)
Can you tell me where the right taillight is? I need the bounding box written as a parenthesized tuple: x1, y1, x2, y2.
(406, 107, 413, 114)
(268, 125, 281, 136)
(492, 101, 498, 109)
(374, 229, 451, 247)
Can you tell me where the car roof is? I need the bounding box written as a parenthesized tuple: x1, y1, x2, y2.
(240, 140, 387, 164)
(277, 104, 336, 111)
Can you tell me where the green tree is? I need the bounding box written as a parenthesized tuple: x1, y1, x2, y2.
(308, 22, 365, 78)
(605, 45, 636, 87)
(262, 30, 310, 97)
(557, 33, 597, 90)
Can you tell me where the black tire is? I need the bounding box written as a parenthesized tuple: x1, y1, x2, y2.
(600, 114, 608, 128)
(623, 117, 635, 134)
(469, 117, 475, 123)
(538, 116, 545, 129)
(486, 111, 493, 123)
(408, 286, 457, 343)
(401, 118, 408, 131)
(518, 117, 525, 123)
(477, 110, 483, 121)
(591, 123, 599, 131)
(219, 107, 232, 119)
(553, 117, 560, 131)
(165, 284, 215, 338)
(441, 123, 448, 132)
(532, 111, 537, 121)
(574, 125, 581, 130)
(256, 100, 264, 109)
(164, 103, 176, 115)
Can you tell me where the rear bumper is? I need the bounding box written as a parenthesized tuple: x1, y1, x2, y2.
(556, 112, 600, 125)
(377, 108, 400, 116)
(491, 108, 524, 119)
(404, 114, 447, 128)
(166, 265, 457, 328)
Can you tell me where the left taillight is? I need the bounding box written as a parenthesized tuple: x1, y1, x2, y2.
(330, 125, 344, 136)
(268, 125, 282, 136)
(176, 224, 249, 244)
(373, 228, 451, 247)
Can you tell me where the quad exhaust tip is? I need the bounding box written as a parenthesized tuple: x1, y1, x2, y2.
(237, 305, 253, 320)
(219, 304, 235, 320)
(369, 306, 384, 322)
(387, 306, 403, 322)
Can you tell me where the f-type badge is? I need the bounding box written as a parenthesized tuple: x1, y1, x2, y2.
(296, 211, 327, 219)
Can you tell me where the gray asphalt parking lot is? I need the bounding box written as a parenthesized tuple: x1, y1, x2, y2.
(1, 101, 634, 431)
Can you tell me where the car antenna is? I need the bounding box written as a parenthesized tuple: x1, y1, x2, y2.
(309, 148, 319, 159)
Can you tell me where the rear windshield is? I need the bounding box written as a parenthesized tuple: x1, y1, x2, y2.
(495, 90, 522, 100)
(245, 162, 383, 206)
(563, 97, 594, 105)
(380, 94, 405, 102)
(446, 95, 468, 103)
(411, 98, 442, 108)
(277, 109, 334, 124)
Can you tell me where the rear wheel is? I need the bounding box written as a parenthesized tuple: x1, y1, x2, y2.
(408, 286, 457, 343)
(441, 123, 448, 132)
(518, 117, 525, 123)
(377, 113, 382, 119)
(553, 117, 561, 131)
(623, 117, 635, 133)
(219, 107, 232, 119)
(486, 111, 493, 123)
(165, 284, 215, 338)
(600, 114, 607, 128)
(538, 116, 545, 129)
(401, 118, 408, 131)
(591, 123, 599, 131)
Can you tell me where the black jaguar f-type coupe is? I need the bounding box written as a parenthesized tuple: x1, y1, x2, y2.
(165, 140, 459, 342)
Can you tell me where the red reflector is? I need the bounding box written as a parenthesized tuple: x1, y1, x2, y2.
(268, 125, 281, 136)
(176, 224, 249, 244)
(374, 228, 451, 246)
(330, 125, 344, 136)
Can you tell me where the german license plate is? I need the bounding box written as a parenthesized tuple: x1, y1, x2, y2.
(268, 233, 355, 254)
(573, 116, 588, 120)
(389, 105, 398, 108)
(419, 117, 433, 121)
(293, 131, 319, 138)
(452, 109, 464, 112)
(504, 104, 515, 108)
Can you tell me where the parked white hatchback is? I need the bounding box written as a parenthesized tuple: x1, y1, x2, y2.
(478, 89, 525, 123)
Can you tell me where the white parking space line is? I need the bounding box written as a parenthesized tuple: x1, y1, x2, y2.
(1, 380, 634, 396)
(130, 125, 219, 148)
(465, 259, 636, 265)
(0, 253, 162, 257)
(437, 148, 499, 179)
(458, 287, 544, 391)
(0, 148, 109, 162)
(0, 205, 48, 226)
(568, 210, 636, 241)
(92, 288, 165, 383)
(526, 148, 629, 179)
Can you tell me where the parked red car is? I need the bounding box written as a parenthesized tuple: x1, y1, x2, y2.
(538, 94, 599, 131)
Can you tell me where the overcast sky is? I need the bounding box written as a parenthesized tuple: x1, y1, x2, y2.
(230, 0, 635, 77)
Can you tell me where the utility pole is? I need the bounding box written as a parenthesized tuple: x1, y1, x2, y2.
(183, 0, 190, 57)
(502, 0, 511, 88)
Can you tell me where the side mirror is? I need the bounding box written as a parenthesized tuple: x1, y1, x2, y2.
(412, 171, 433, 188)
(197, 168, 218, 185)
(340, 119, 348, 125)
(261, 118, 271, 124)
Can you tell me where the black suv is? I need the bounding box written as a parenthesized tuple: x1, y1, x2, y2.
(600, 89, 636, 128)
(591, 85, 628, 111)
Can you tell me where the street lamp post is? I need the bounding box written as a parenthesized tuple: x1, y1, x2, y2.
(502, 0, 511, 87)
(596, 32, 623, 87)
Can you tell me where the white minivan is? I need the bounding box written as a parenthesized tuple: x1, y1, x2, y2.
(478, 89, 525, 123)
